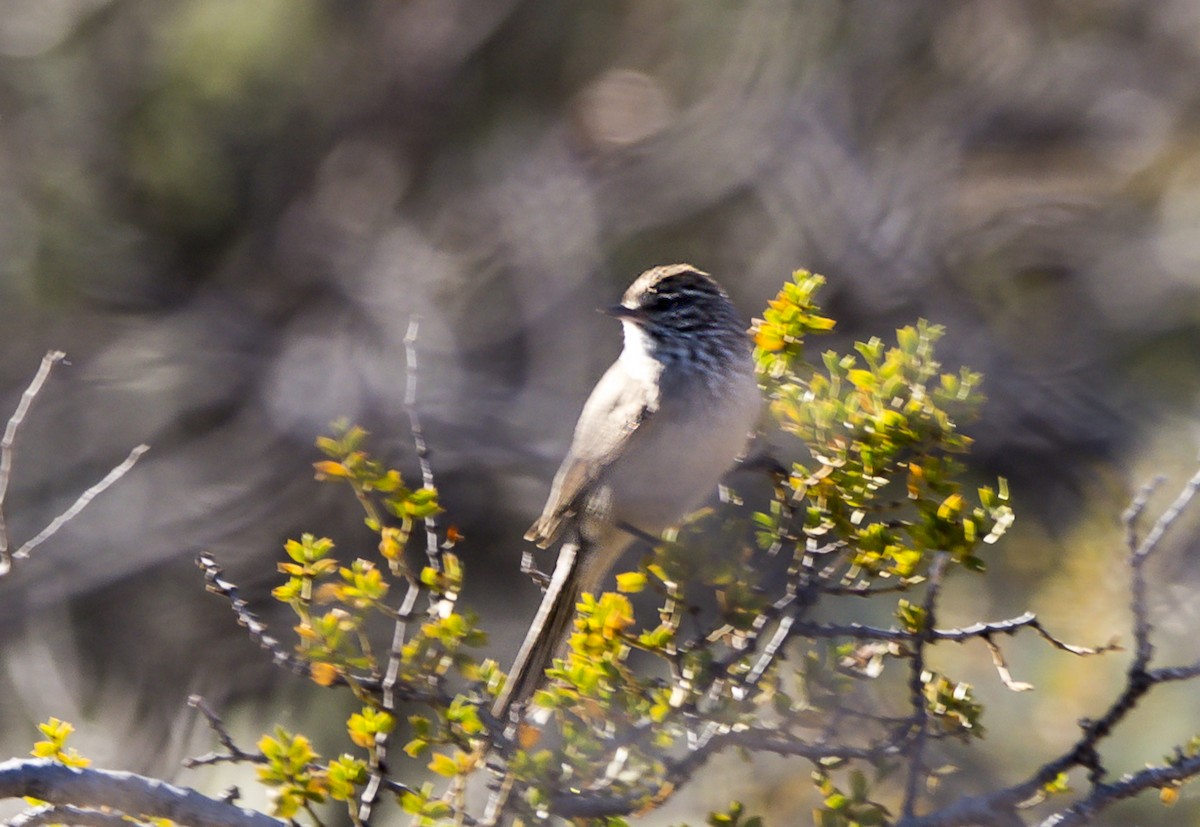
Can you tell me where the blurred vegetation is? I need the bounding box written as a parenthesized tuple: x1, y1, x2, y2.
(4, 2, 1200, 824)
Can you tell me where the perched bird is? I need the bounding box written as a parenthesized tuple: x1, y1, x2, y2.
(493, 264, 761, 719)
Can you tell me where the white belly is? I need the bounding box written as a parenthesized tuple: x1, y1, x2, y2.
(604, 372, 760, 536)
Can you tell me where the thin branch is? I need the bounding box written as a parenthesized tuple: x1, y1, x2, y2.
(983, 637, 1033, 692)
(1148, 659, 1200, 683)
(549, 726, 903, 820)
(1034, 751, 1200, 827)
(187, 696, 243, 756)
(0, 351, 66, 574)
(11, 444, 149, 565)
(357, 319, 446, 824)
(1121, 474, 1163, 553)
(1129, 463, 1200, 668)
(182, 695, 263, 769)
(357, 579, 421, 823)
(196, 553, 322, 682)
(197, 553, 398, 698)
(0, 758, 284, 827)
(901, 552, 948, 821)
(403, 317, 442, 571)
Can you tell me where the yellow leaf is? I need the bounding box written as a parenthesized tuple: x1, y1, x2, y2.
(309, 662, 341, 686)
(937, 493, 964, 520)
(755, 331, 785, 352)
(314, 583, 342, 604)
(313, 461, 350, 478)
(427, 752, 458, 777)
(348, 729, 374, 749)
(615, 572, 646, 593)
(516, 722, 542, 750)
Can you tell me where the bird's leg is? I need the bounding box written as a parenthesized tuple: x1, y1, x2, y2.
(520, 550, 551, 589)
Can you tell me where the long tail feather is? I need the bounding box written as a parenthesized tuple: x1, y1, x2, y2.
(492, 543, 583, 720)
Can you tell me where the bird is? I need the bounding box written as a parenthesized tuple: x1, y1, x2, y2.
(492, 264, 761, 720)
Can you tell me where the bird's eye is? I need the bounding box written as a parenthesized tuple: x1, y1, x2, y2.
(649, 292, 678, 310)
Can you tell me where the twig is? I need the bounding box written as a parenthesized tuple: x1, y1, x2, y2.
(1129, 463, 1200, 665)
(983, 637, 1033, 692)
(1034, 751, 1200, 827)
(359, 319, 446, 824)
(183, 695, 261, 769)
(901, 552, 948, 820)
(0, 351, 66, 574)
(196, 553, 393, 697)
(10, 444, 149, 566)
(403, 318, 442, 571)
(197, 553, 322, 682)
(357, 579, 422, 823)
(1121, 475, 1163, 554)
(790, 613, 1116, 655)
(549, 726, 903, 820)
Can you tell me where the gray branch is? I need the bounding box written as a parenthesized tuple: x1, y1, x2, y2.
(10, 803, 139, 827)
(0, 759, 283, 827)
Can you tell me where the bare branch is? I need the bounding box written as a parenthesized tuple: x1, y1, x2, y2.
(196, 553, 323, 683)
(983, 637, 1033, 692)
(1127, 462, 1200, 673)
(0, 351, 67, 574)
(1034, 751, 1200, 827)
(8, 803, 135, 827)
(182, 696, 263, 770)
(1121, 474, 1163, 552)
(549, 726, 903, 820)
(11, 444, 149, 565)
(0, 759, 283, 827)
(403, 317, 442, 572)
(1148, 659, 1200, 683)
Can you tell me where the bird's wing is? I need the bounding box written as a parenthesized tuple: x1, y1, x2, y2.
(524, 361, 658, 547)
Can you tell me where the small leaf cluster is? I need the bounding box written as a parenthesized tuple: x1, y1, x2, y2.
(812, 769, 890, 827)
(314, 422, 440, 572)
(254, 726, 370, 819)
(761, 312, 1012, 580)
(920, 671, 984, 738)
(708, 801, 764, 827)
(256, 728, 326, 819)
(752, 269, 836, 379)
(30, 717, 90, 769)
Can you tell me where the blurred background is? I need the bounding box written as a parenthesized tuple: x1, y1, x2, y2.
(2, 0, 1200, 823)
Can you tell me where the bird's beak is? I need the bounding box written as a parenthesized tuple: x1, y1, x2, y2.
(601, 303, 642, 321)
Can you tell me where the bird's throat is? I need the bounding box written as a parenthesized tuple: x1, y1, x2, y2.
(617, 320, 663, 385)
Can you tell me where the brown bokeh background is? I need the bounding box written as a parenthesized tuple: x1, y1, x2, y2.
(3, 1, 1200, 823)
